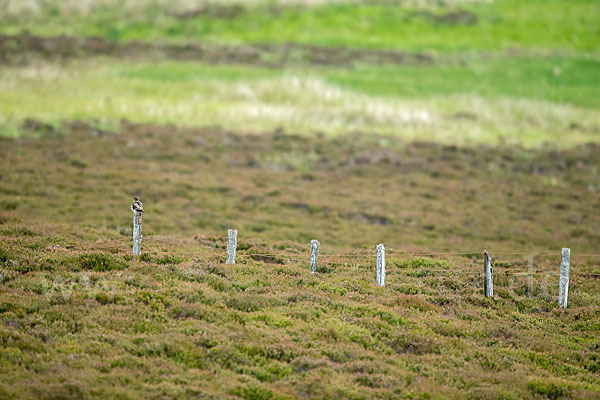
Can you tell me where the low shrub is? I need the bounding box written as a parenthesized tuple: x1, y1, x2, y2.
(388, 331, 441, 355)
(226, 294, 280, 312)
(71, 253, 127, 272)
(527, 379, 569, 399)
(395, 257, 449, 269)
(231, 384, 276, 400)
(140, 253, 182, 264)
(0, 247, 12, 263)
(316, 264, 336, 274)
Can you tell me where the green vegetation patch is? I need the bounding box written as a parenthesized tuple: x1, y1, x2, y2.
(395, 257, 450, 269)
(1, 0, 598, 52)
(527, 379, 572, 399)
(1, 57, 599, 146)
(66, 253, 128, 272)
(139, 252, 183, 265)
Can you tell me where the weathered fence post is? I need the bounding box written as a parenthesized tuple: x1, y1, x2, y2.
(226, 229, 238, 264)
(484, 250, 493, 298)
(133, 212, 142, 256)
(376, 244, 385, 287)
(558, 248, 570, 308)
(309, 239, 320, 274)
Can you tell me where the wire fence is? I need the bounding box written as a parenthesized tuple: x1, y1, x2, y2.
(141, 236, 600, 281)
(43, 222, 588, 308)
(145, 236, 600, 258)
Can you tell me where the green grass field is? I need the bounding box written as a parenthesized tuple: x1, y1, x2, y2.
(1, 0, 600, 399)
(0, 0, 599, 145)
(1, 56, 598, 145)
(2, 0, 599, 52)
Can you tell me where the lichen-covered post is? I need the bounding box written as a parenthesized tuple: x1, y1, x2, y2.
(376, 244, 385, 287)
(484, 250, 493, 298)
(558, 248, 570, 308)
(309, 239, 320, 274)
(226, 229, 238, 264)
(132, 212, 142, 256)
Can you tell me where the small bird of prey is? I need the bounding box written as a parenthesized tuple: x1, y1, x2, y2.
(131, 197, 144, 214)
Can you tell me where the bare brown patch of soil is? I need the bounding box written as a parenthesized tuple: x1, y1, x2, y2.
(0, 33, 434, 67)
(408, 9, 478, 26)
(173, 4, 246, 20)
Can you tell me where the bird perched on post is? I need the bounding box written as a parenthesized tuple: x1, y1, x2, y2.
(131, 197, 144, 214)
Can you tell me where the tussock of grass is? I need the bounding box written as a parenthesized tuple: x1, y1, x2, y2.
(68, 253, 127, 271)
(139, 252, 183, 265)
(527, 379, 571, 399)
(0, 246, 13, 263)
(394, 257, 449, 269)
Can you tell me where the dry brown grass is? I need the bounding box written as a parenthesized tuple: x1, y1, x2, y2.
(2, 121, 599, 253)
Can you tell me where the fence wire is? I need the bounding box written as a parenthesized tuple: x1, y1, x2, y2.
(145, 237, 600, 259)
(138, 236, 600, 280)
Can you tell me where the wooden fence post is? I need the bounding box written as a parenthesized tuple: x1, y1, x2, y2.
(376, 244, 385, 287)
(309, 239, 320, 274)
(484, 250, 493, 298)
(133, 212, 142, 256)
(226, 229, 238, 264)
(558, 248, 570, 308)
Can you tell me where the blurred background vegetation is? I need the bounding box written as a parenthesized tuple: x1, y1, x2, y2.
(0, 0, 598, 145)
